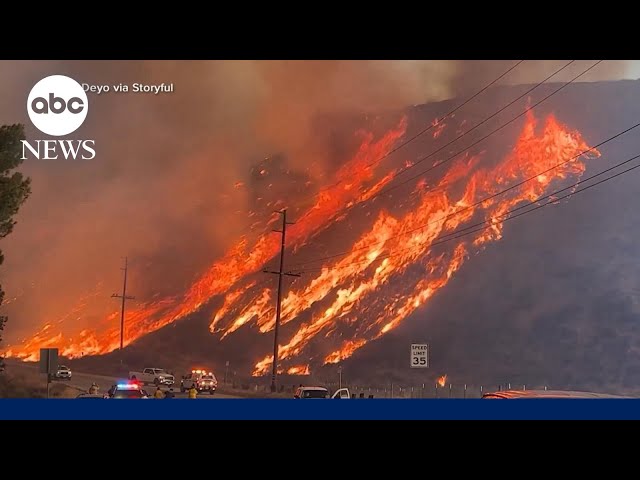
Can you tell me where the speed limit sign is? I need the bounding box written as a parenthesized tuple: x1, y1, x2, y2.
(410, 344, 429, 368)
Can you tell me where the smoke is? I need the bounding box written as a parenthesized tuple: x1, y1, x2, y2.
(0, 60, 638, 345)
(450, 60, 638, 94)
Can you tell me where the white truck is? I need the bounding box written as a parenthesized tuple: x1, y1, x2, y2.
(129, 368, 175, 386)
(294, 386, 351, 399)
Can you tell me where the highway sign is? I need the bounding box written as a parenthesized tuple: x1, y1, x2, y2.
(39, 348, 58, 374)
(410, 344, 429, 368)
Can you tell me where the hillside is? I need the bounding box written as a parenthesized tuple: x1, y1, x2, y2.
(69, 79, 640, 394)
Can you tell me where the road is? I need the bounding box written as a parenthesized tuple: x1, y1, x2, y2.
(68, 371, 239, 398)
(4, 359, 239, 398)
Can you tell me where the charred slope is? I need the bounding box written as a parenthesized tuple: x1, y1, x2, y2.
(75, 80, 640, 392)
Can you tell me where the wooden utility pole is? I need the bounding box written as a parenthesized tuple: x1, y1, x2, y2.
(111, 257, 135, 350)
(263, 209, 299, 393)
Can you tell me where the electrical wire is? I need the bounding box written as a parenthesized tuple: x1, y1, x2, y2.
(337, 60, 602, 215)
(277, 61, 596, 257)
(290, 118, 640, 268)
(241, 61, 591, 250)
(299, 60, 526, 199)
(295, 148, 640, 274)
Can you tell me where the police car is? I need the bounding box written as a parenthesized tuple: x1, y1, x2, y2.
(106, 382, 149, 399)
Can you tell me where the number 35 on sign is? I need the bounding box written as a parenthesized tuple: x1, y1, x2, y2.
(410, 344, 429, 368)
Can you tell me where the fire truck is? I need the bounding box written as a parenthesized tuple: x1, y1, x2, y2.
(180, 369, 218, 394)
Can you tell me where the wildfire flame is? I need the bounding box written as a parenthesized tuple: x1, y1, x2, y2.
(5, 110, 600, 377)
(286, 365, 310, 375)
(3, 118, 408, 360)
(432, 118, 446, 139)
(437, 375, 447, 387)
(324, 339, 367, 364)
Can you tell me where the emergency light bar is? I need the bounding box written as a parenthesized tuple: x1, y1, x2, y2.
(117, 383, 140, 390)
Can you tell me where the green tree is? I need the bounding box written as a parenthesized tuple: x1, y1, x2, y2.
(0, 124, 31, 372)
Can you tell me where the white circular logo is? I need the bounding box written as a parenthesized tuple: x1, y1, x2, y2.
(27, 75, 88, 137)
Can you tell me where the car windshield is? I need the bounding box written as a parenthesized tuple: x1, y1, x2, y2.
(113, 389, 145, 398)
(154, 369, 167, 374)
(59, 366, 69, 370)
(302, 389, 328, 398)
(201, 375, 215, 380)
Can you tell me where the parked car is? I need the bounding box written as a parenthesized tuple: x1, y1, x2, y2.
(128, 367, 175, 386)
(55, 365, 72, 380)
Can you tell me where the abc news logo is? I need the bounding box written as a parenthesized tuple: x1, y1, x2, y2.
(21, 75, 96, 160)
(31, 93, 85, 114)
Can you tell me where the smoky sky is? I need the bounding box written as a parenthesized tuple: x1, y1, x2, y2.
(0, 60, 637, 345)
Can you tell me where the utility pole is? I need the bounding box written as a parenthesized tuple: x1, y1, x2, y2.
(263, 209, 299, 393)
(338, 366, 343, 390)
(111, 257, 135, 351)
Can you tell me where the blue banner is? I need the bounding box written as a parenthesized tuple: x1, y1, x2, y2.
(1, 398, 640, 420)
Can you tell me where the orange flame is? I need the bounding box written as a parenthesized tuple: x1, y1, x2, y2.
(324, 339, 367, 364)
(437, 375, 447, 387)
(432, 118, 446, 139)
(286, 365, 310, 375)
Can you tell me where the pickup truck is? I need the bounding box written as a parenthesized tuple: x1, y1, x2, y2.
(294, 386, 351, 399)
(129, 368, 175, 386)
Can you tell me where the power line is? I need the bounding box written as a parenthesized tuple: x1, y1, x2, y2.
(296, 147, 640, 274)
(233, 62, 528, 247)
(227, 61, 586, 269)
(427, 153, 640, 249)
(339, 60, 602, 214)
(427, 152, 640, 246)
(111, 256, 135, 351)
(188, 149, 640, 354)
(272, 61, 590, 258)
(218, 62, 601, 287)
(290, 118, 640, 268)
(263, 209, 299, 393)
(376, 61, 575, 186)
(304, 60, 526, 197)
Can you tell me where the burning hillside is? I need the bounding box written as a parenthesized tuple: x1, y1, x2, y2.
(226, 109, 598, 376)
(3, 86, 602, 375)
